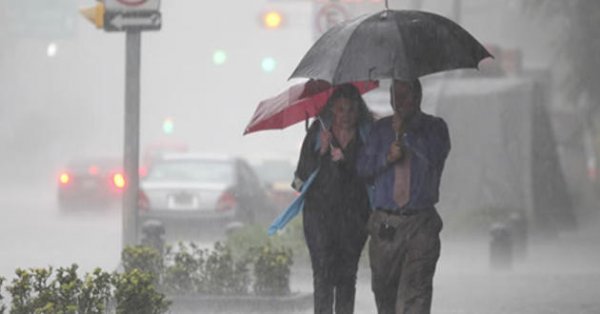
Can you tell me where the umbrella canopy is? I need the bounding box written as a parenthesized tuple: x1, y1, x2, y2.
(290, 9, 492, 84)
(244, 79, 378, 135)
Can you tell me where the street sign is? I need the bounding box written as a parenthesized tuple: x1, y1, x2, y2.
(313, 2, 349, 40)
(104, 11, 161, 32)
(104, 0, 161, 12)
(80, 3, 105, 29)
(79, 0, 162, 248)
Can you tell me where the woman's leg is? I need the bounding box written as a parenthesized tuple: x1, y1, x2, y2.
(305, 209, 336, 314)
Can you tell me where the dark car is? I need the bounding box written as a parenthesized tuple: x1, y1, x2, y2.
(139, 153, 276, 238)
(57, 157, 124, 210)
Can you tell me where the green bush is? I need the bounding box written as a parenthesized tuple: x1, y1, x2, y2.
(78, 269, 112, 314)
(3, 263, 169, 314)
(121, 245, 163, 278)
(5, 265, 114, 314)
(113, 269, 170, 314)
(162, 241, 251, 295)
(162, 239, 294, 296)
(0, 238, 296, 313)
(162, 242, 205, 294)
(0, 276, 6, 314)
(225, 221, 308, 266)
(7, 267, 52, 314)
(203, 242, 251, 295)
(250, 243, 293, 296)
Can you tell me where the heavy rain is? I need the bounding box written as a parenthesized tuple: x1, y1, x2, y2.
(0, 0, 599, 313)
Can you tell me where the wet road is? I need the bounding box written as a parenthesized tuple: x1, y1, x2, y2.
(0, 182, 122, 278)
(290, 224, 600, 314)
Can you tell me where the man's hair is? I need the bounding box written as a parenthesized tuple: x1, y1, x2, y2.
(392, 79, 422, 107)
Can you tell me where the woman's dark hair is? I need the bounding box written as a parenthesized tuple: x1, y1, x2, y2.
(319, 83, 373, 128)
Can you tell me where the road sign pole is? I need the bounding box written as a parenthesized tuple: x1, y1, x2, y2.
(122, 30, 141, 248)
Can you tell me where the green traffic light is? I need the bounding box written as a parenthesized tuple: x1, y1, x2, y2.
(163, 118, 174, 134)
(261, 57, 277, 73)
(213, 50, 227, 65)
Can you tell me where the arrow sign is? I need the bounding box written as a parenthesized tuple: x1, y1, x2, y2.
(111, 13, 160, 29)
(104, 11, 161, 32)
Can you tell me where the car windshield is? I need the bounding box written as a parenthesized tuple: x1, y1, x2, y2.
(145, 159, 234, 184)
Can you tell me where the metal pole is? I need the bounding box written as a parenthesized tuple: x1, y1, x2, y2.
(122, 30, 141, 248)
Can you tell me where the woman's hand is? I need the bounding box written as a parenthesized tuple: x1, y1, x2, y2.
(331, 147, 345, 161)
(319, 129, 332, 155)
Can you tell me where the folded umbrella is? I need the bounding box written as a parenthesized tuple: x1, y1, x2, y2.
(244, 79, 378, 135)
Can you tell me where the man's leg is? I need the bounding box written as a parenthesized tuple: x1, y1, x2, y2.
(368, 212, 405, 314)
(396, 211, 442, 314)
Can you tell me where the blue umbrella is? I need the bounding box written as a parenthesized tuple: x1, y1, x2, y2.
(268, 167, 319, 236)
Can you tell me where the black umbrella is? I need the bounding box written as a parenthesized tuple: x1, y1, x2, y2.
(290, 9, 492, 84)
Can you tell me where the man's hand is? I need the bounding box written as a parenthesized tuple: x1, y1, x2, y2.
(388, 114, 407, 163)
(387, 140, 404, 163)
(392, 114, 408, 136)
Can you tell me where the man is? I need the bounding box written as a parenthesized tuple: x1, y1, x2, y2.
(357, 79, 450, 314)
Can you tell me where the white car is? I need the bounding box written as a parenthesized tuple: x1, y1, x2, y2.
(139, 153, 276, 238)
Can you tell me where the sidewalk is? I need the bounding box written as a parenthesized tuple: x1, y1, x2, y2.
(290, 221, 600, 314)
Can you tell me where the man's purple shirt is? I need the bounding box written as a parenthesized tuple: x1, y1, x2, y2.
(356, 112, 451, 212)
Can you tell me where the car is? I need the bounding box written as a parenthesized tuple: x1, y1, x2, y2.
(57, 157, 125, 210)
(253, 158, 299, 211)
(138, 153, 276, 238)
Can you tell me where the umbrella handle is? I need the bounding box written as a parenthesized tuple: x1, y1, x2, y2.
(316, 117, 336, 151)
(305, 112, 310, 132)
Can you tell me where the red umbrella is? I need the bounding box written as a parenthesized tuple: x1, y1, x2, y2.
(244, 79, 378, 135)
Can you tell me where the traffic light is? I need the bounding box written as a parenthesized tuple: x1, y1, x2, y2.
(260, 10, 284, 29)
(162, 117, 174, 134)
(213, 50, 227, 65)
(80, 2, 105, 29)
(261, 57, 277, 73)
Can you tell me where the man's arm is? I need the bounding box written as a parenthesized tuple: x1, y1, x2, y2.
(356, 123, 390, 180)
(403, 117, 451, 168)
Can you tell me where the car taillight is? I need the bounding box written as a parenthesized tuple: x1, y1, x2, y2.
(216, 191, 237, 212)
(138, 190, 150, 212)
(59, 172, 70, 185)
(139, 166, 148, 178)
(113, 173, 126, 189)
(88, 166, 99, 175)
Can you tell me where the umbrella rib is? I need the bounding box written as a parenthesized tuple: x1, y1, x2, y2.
(394, 12, 412, 80)
(331, 16, 369, 84)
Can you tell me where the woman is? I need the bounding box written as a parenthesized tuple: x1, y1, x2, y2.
(293, 83, 373, 314)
